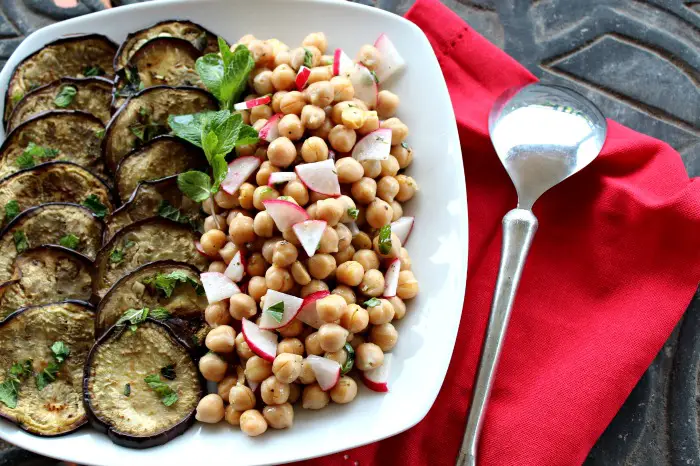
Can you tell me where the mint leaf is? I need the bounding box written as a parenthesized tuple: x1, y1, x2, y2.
(59, 234, 79, 250)
(177, 171, 212, 202)
(378, 225, 392, 254)
(17, 143, 59, 170)
(160, 364, 176, 380)
(10, 360, 32, 379)
(83, 65, 104, 77)
(13, 230, 27, 253)
(144, 373, 178, 406)
(210, 153, 228, 193)
(401, 142, 409, 150)
(36, 342, 69, 390)
(364, 297, 381, 307)
(109, 247, 125, 264)
(195, 54, 225, 103)
(236, 124, 259, 146)
(341, 343, 355, 375)
(168, 113, 209, 148)
(143, 271, 201, 298)
(266, 301, 285, 323)
(195, 40, 254, 110)
(202, 131, 219, 162)
(16, 151, 35, 169)
(116, 308, 149, 332)
(51, 342, 70, 364)
(54, 86, 77, 108)
(347, 208, 359, 220)
(303, 48, 313, 68)
(0, 360, 32, 408)
(149, 307, 171, 320)
(82, 194, 107, 218)
(369, 70, 379, 84)
(4, 200, 19, 223)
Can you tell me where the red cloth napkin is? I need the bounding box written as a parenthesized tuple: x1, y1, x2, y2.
(302, 0, 700, 464)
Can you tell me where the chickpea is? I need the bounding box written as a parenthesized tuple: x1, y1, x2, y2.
(226, 290, 254, 323)
(357, 44, 380, 69)
(323, 349, 347, 366)
(199, 352, 228, 382)
(379, 117, 408, 145)
(260, 375, 290, 405)
(317, 226, 339, 254)
(265, 265, 294, 292)
(299, 137, 328, 163)
(252, 211, 274, 238)
(302, 383, 330, 410)
(214, 190, 239, 210)
(238, 182, 255, 209)
(235, 332, 255, 360)
(218, 242, 238, 264)
(290, 47, 316, 70)
(314, 198, 344, 227)
(302, 32, 327, 54)
(289, 383, 302, 403)
(373, 232, 401, 260)
(378, 157, 399, 179)
(248, 40, 273, 66)
(316, 294, 346, 323)
(318, 323, 349, 353)
(341, 303, 369, 333)
(271, 64, 296, 91)
(307, 66, 333, 85)
(202, 197, 220, 215)
(383, 297, 405, 322)
(370, 322, 399, 351)
(395, 175, 418, 202)
(268, 137, 297, 168)
(262, 238, 282, 263)
(205, 302, 231, 327)
(328, 125, 356, 153)
(274, 49, 292, 67)
(309, 116, 333, 139)
(396, 270, 419, 299)
(200, 229, 227, 256)
(352, 232, 372, 250)
(208, 261, 226, 273)
(335, 260, 367, 288)
(204, 214, 227, 233)
(334, 246, 355, 265)
(217, 375, 238, 402)
(298, 359, 316, 384)
(271, 91, 288, 113)
(252, 118, 268, 133)
(336, 222, 353, 247)
(352, 249, 377, 272)
(328, 283, 353, 303)
(399, 247, 412, 271)
(351, 177, 377, 205)
(301, 279, 329, 297)
(252, 186, 279, 211)
(283, 180, 309, 206)
(278, 319, 304, 338)
(240, 409, 268, 437)
(278, 337, 305, 355)
(375, 89, 400, 119)
(282, 227, 303, 247)
(391, 143, 413, 168)
(263, 403, 294, 430)
(330, 101, 352, 125)
(330, 376, 358, 404)
(280, 91, 306, 115)
(255, 161, 279, 186)
(245, 355, 273, 383)
(360, 159, 382, 178)
(272, 353, 303, 384)
(305, 330, 323, 356)
(269, 241, 297, 268)
(359, 269, 384, 297)
(253, 70, 274, 95)
(250, 104, 273, 124)
(305, 81, 333, 108)
(195, 394, 225, 423)
(307, 254, 336, 280)
(301, 105, 326, 130)
(247, 252, 269, 277)
(229, 384, 256, 411)
(290, 260, 311, 286)
(356, 342, 384, 371)
(368, 299, 394, 325)
(333, 158, 362, 185)
(228, 215, 255, 245)
(238, 34, 256, 46)
(330, 76, 354, 102)
(277, 114, 304, 141)
(365, 198, 393, 229)
(341, 107, 366, 130)
(247, 276, 268, 302)
(206, 325, 236, 353)
(225, 405, 243, 426)
(390, 200, 403, 221)
(375, 176, 401, 204)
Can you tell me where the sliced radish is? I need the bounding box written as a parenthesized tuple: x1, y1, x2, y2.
(295, 66, 311, 90)
(259, 290, 304, 330)
(307, 355, 341, 391)
(374, 34, 406, 83)
(195, 240, 219, 259)
(295, 159, 341, 196)
(248, 380, 260, 393)
(241, 318, 278, 362)
(362, 353, 393, 392)
(333, 48, 354, 76)
(233, 95, 271, 111)
(259, 113, 282, 142)
(297, 290, 330, 329)
(292, 220, 327, 257)
(391, 216, 414, 245)
(352, 128, 392, 162)
(267, 171, 298, 186)
(346, 221, 360, 237)
(263, 199, 310, 231)
(382, 258, 401, 298)
(348, 63, 378, 108)
(221, 156, 261, 195)
(224, 250, 245, 282)
(328, 150, 336, 162)
(200, 272, 240, 304)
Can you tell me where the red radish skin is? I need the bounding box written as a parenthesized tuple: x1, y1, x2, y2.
(259, 113, 282, 142)
(382, 258, 401, 298)
(224, 250, 245, 282)
(373, 34, 406, 83)
(307, 355, 341, 391)
(352, 128, 392, 162)
(263, 199, 310, 231)
(297, 290, 330, 329)
(361, 353, 393, 392)
(295, 159, 341, 196)
(259, 290, 304, 330)
(333, 48, 353, 76)
(295, 66, 311, 89)
(241, 318, 278, 362)
(292, 220, 327, 257)
(221, 156, 261, 195)
(195, 240, 220, 260)
(391, 216, 415, 245)
(200, 272, 241, 304)
(233, 95, 271, 111)
(267, 171, 298, 186)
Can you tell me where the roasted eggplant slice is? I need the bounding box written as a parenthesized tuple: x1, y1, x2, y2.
(4, 34, 117, 123)
(84, 318, 202, 448)
(6, 77, 113, 132)
(114, 20, 218, 72)
(115, 136, 206, 202)
(102, 86, 217, 173)
(0, 111, 107, 180)
(0, 246, 93, 320)
(0, 301, 94, 436)
(95, 260, 206, 337)
(0, 202, 101, 283)
(94, 217, 208, 297)
(0, 162, 113, 228)
(105, 176, 202, 242)
(113, 38, 204, 109)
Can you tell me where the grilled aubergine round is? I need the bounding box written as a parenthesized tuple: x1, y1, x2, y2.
(0, 246, 93, 320)
(6, 77, 113, 132)
(84, 318, 203, 448)
(113, 20, 218, 72)
(0, 162, 113, 229)
(4, 34, 117, 124)
(102, 86, 217, 173)
(0, 301, 94, 436)
(114, 136, 206, 202)
(0, 111, 107, 180)
(94, 217, 208, 298)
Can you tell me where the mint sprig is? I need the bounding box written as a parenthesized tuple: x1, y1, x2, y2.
(196, 38, 255, 111)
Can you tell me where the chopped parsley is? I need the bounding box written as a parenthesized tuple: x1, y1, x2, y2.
(54, 85, 77, 108)
(82, 194, 107, 218)
(303, 48, 313, 68)
(109, 247, 125, 264)
(369, 69, 379, 84)
(341, 343, 355, 375)
(4, 200, 19, 223)
(13, 230, 28, 253)
(95, 129, 105, 139)
(364, 297, 381, 308)
(144, 373, 178, 406)
(35, 342, 70, 391)
(16, 142, 60, 169)
(378, 225, 392, 255)
(10, 91, 23, 105)
(59, 234, 79, 250)
(116, 307, 171, 333)
(0, 359, 33, 408)
(266, 301, 285, 323)
(347, 208, 359, 220)
(142, 270, 203, 297)
(401, 142, 409, 150)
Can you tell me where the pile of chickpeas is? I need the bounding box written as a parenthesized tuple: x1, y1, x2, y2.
(192, 32, 419, 437)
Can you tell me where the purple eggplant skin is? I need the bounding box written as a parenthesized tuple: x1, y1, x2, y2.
(82, 317, 205, 449)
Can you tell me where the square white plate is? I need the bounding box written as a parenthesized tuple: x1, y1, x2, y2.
(0, 0, 468, 464)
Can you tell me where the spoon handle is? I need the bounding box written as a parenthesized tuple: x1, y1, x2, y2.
(457, 208, 538, 466)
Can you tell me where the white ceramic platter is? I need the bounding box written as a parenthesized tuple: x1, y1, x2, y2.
(0, 0, 468, 464)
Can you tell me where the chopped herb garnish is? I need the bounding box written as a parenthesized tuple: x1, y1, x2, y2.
(401, 142, 409, 150)
(149, 307, 172, 320)
(59, 234, 79, 250)
(109, 247, 125, 264)
(144, 374, 178, 406)
(341, 343, 355, 375)
(95, 129, 105, 139)
(0, 359, 33, 408)
(16, 142, 59, 169)
(378, 224, 392, 255)
(4, 200, 19, 223)
(116, 307, 170, 333)
(303, 48, 313, 68)
(83, 65, 105, 77)
(13, 230, 27, 253)
(54, 85, 77, 108)
(195, 38, 254, 111)
(266, 301, 285, 323)
(35, 342, 70, 391)
(15, 151, 35, 169)
(82, 194, 107, 218)
(347, 208, 359, 220)
(10, 91, 24, 105)
(369, 70, 379, 84)
(177, 171, 213, 202)
(160, 364, 176, 380)
(124, 383, 131, 397)
(143, 270, 202, 298)
(364, 297, 381, 307)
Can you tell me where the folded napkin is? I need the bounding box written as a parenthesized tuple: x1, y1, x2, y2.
(301, 0, 700, 464)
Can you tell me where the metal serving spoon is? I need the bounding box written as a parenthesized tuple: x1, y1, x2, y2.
(457, 83, 607, 466)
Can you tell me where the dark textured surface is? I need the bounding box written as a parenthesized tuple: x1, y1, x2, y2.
(0, 1, 698, 465)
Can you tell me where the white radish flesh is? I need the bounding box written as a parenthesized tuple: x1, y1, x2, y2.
(258, 290, 304, 330)
(391, 216, 415, 245)
(267, 171, 298, 186)
(292, 220, 327, 257)
(221, 156, 261, 195)
(295, 159, 341, 196)
(224, 250, 245, 282)
(233, 95, 271, 111)
(333, 48, 354, 76)
(241, 318, 278, 362)
(263, 199, 310, 231)
(362, 353, 393, 392)
(374, 34, 406, 83)
(348, 63, 378, 108)
(200, 272, 240, 304)
(382, 258, 401, 298)
(297, 290, 330, 329)
(259, 113, 282, 142)
(307, 355, 341, 391)
(352, 128, 392, 162)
